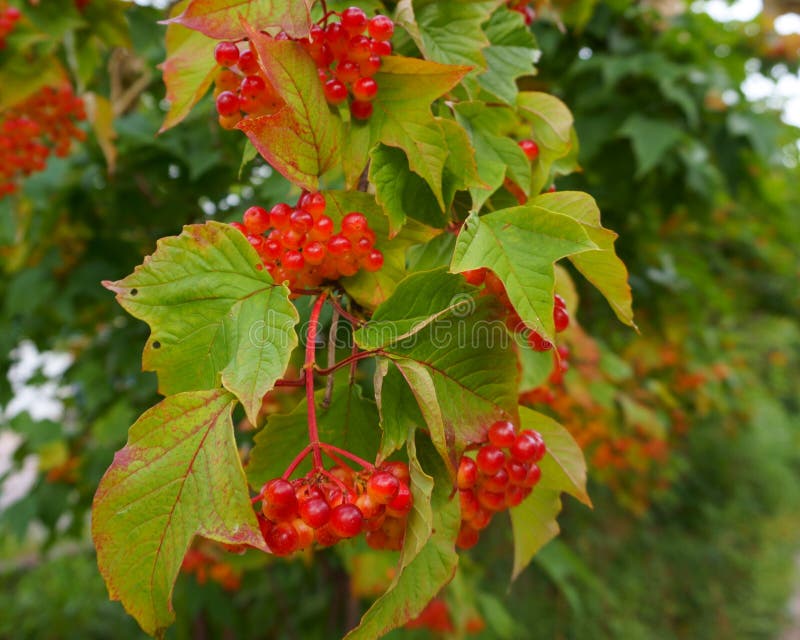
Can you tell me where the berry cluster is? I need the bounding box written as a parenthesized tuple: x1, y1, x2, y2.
(0, 4, 20, 49)
(0, 84, 86, 196)
(456, 421, 546, 549)
(462, 268, 570, 351)
(508, 0, 536, 25)
(231, 191, 384, 290)
(305, 7, 394, 120)
(212, 42, 283, 129)
(256, 461, 413, 556)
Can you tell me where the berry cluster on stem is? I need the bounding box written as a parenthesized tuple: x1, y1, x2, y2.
(456, 421, 546, 549)
(231, 191, 384, 291)
(0, 84, 86, 197)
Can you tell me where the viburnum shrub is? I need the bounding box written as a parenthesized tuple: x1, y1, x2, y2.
(93, 1, 636, 637)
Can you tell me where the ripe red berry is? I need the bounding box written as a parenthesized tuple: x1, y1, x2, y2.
(386, 481, 412, 516)
(230, 222, 247, 235)
(476, 487, 506, 512)
(359, 54, 382, 77)
(352, 77, 378, 102)
(299, 497, 331, 529)
(282, 229, 305, 250)
(341, 212, 368, 236)
(381, 461, 411, 484)
(341, 6, 368, 33)
(348, 35, 372, 62)
(506, 485, 527, 507)
(462, 268, 487, 286)
(290, 209, 314, 233)
(371, 40, 392, 56)
(476, 445, 506, 475)
(301, 192, 326, 216)
(310, 215, 334, 240)
(324, 79, 348, 105)
(518, 139, 539, 161)
(528, 331, 553, 352)
(266, 521, 299, 555)
(238, 50, 259, 75)
(523, 463, 542, 488)
(350, 100, 373, 120)
(368, 15, 395, 41)
(457, 457, 478, 489)
(510, 430, 545, 463)
(327, 234, 352, 256)
(334, 60, 360, 84)
(484, 467, 510, 493)
(487, 420, 516, 448)
(364, 249, 384, 272)
(304, 241, 326, 264)
(214, 41, 240, 67)
(243, 206, 270, 234)
(329, 503, 364, 538)
(367, 471, 400, 504)
(215, 91, 240, 117)
(240, 75, 266, 98)
(262, 478, 298, 521)
(456, 523, 480, 549)
(282, 250, 304, 271)
(506, 460, 528, 485)
(554, 305, 570, 332)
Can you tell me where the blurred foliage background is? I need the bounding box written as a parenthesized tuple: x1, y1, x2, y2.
(1, 0, 799, 638)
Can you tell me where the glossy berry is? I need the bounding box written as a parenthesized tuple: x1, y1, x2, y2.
(386, 482, 412, 516)
(329, 503, 364, 538)
(371, 40, 392, 56)
(243, 206, 270, 234)
(367, 472, 400, 504)
(299, 498, 331, 529)
(364, 249, 384, 272)
(341, 212, 368, 237)
(327, 234, 352, 256)
(334, 60, 360, 84)
(457, 456, 478, 489)
(352, 77, 378, 102)
(238, 50, 259, 75)
(350, 100, 374, 120)
(518, 139, 540, 161)
(269, 203, 292, 229)
(462, 268, 487, 286)
(266, 522, 299, 556)
(214, 41, 240, 67)
(554, 305, 570, 332)
(341, 6, 368, 33)
(310, 215, 334, 240)
(240, 75, 266, 98)
(476, 445, 506, 475)
(381, 461, 411, 484)
(215, 91, 240, 117)
(510, 430, 545, 463)
(302, 191, 327, 216)
(324, 79, 348, 105)
(368, 15, 395, 41)
(290, 209, 314, 233)
(528, 331, 554, 352)
(488, 420, 516, 448)
(304, 241, 326, 264)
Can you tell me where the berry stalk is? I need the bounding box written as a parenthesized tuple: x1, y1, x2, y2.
(306, 292, 329, 469)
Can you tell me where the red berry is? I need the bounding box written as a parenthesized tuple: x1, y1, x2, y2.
(511, 430, 545, 463)
(368, 15, 395, 41)
(329, 503, 364, 538)
(302, 192, 326, 216)
(475, 445, 506, 475)
(263, 239, 282, 260)
(270, 203, 292, 229)
(381, 461, 411, 484)
(324, 79, 348, 105)
(266, 521, 299, 555)
(554, 305, 570, 332)
(282, 229, 305, 250)
(341, 6, 368, 33)
(299, 497, 331, 529)
(238, 50, 259, 74)
(310, 215, 334, 240)
(327, 234, 352, 256)
(304, 241, 326, 264)
(483, 467, 510, 493)
(476, 487, 506, 512)
(471, 508, 493, 530)
(243, 205, 270, 234)
(262, 478, 298, 521)
(506, 485, 526, 507)
(350, 100, 373, 120)
(522, 463, 542, 488)
(518, 139, 539, 161)
(386, 481, 412, 516)
(290, 209, 314, 233)
(456, 523, 480, 549)
(364, 249, 384, 272)
(230, 222, 247, 235)
(215, 91, 240, 117)
(367, 471, 400, 504)
(487, 420, 516, 448)
(341, 212, 368, 237)
(462, 268, 486, 286)
(506, 460, 528, 485)
(554, 294, 566, 309)
(371, 40, 392, 56)
(240, 75, 266, 98)
(359, 55, 382, 77)
(282, 250, 304, 271)
(457, 457, 478, 489)
(214, 41, 240, 67)
(352, 77, 378, 102)
(348, 35, 372, 62)
(334, 60, 360, 84)
(528, 331, 553, 352)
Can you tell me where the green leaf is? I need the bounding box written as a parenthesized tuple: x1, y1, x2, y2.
(618, 114, 683, 177)
(450, 206, 597, 339)
(169, 0, 313, 40)
(517, 91, 575, 194)
(343, 56, 470, 196)
(246, 382, 380, 487)
(509, 406, 590, 579)
(322, 191, 440, 309)
(103, 222, 299, 424)
(531, 191, 636, 328)
(355, 269, 519, 460)
(237, 34, 342, 191)
(345, 434, 460, 639)
(478, 8, 538, 104)
(374, 361, 426, 459)
(92, 390, 264, 637)
(453, 101, 531, 210)
(399, 0, 502, 69)
(369, 117, 482, 234)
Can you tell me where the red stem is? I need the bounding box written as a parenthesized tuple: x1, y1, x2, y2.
(328, 296, 364, 326)
(320, 442, 375, 471)
(315, 349, 381, 376)
(281, 443, 314, 480)
(306, 292, 328, 469)
(275, 375, 306, 388)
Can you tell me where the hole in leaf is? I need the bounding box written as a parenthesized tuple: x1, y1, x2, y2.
(130, 289, 138, 296)
(152, 341, 161, 349)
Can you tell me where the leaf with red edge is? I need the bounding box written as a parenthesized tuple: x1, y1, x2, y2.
(237, 32, 342, 191)
(169, 0, 313, 40)
(158, 0, 218, 133)
(92, 389, 265, 637)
